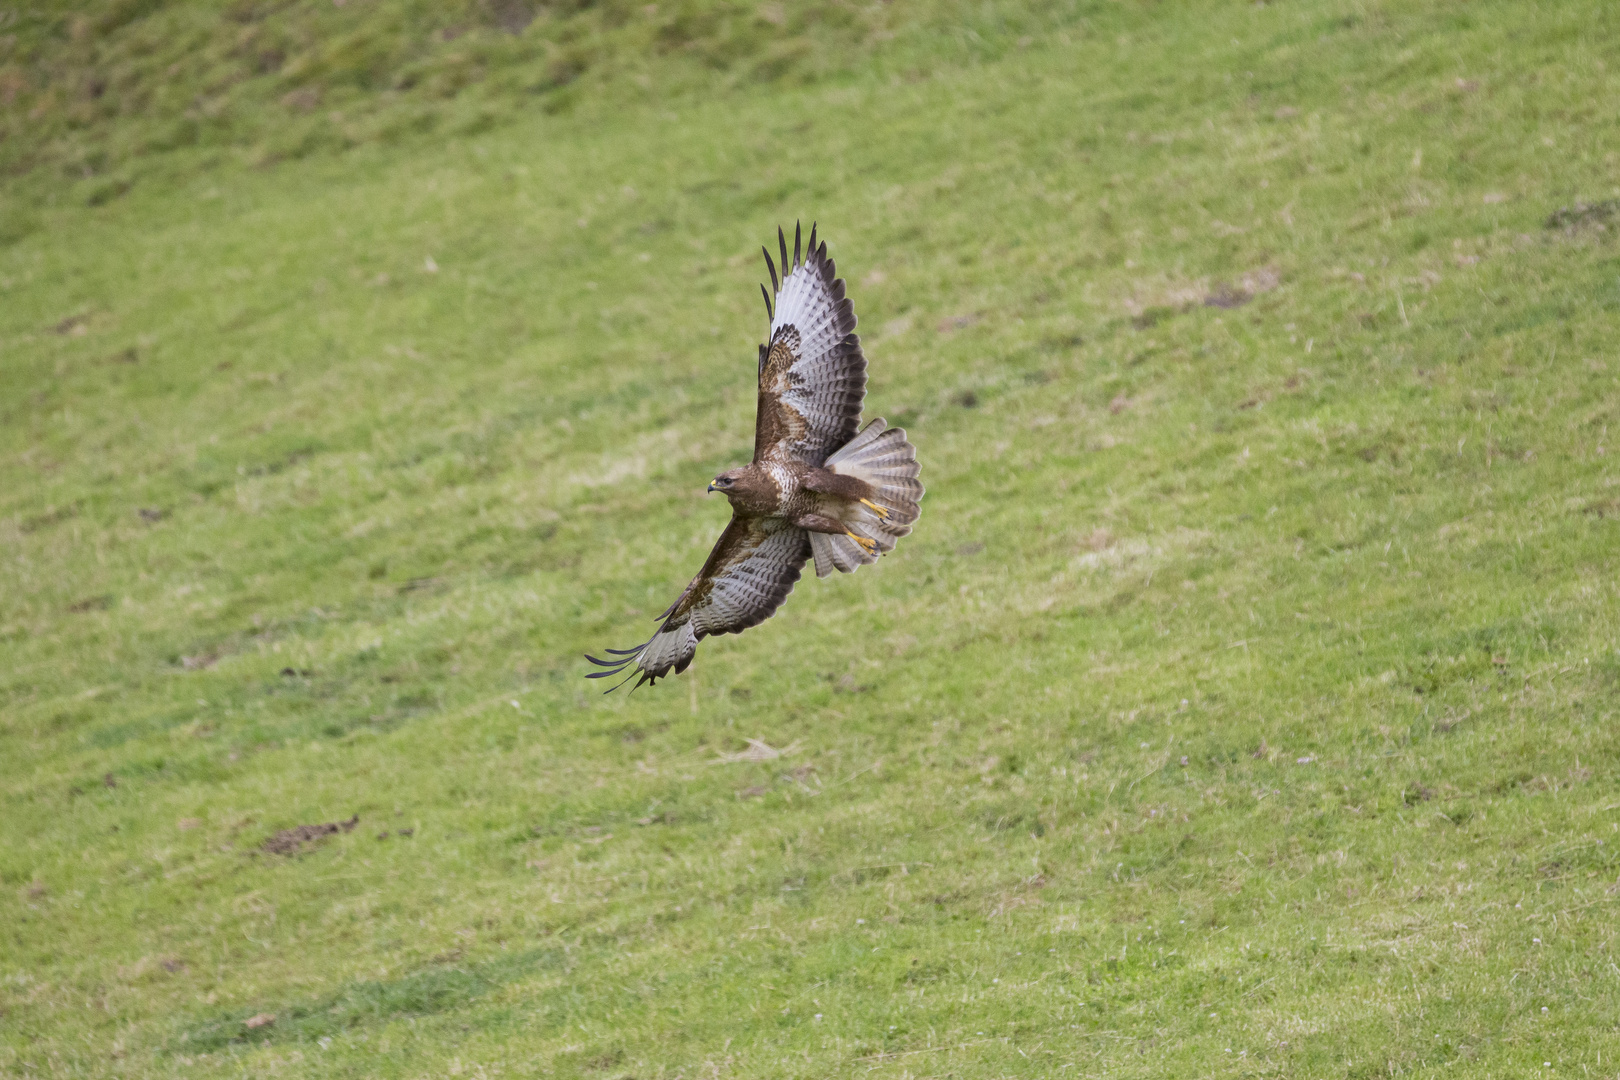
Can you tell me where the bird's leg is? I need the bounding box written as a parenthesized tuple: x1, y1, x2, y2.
(791, 512, 848, 534)
(859, 498, 890, 520)
(792, 512, 878, 556)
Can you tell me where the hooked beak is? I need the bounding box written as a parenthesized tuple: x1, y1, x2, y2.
(706, 482, 717, 493)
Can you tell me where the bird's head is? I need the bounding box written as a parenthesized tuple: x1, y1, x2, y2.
(707, 468, 744, 496)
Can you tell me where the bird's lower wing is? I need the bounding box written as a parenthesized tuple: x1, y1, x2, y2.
(585, 517, 810, 691)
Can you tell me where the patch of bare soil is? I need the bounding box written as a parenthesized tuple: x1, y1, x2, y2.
(1545, 199, 1616, 232)
(261, 815, 359, 855)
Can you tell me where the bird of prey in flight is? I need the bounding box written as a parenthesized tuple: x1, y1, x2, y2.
(587, 224, 922, 691)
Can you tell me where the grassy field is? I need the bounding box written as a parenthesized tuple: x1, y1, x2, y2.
(5, 0, 1620, 1076)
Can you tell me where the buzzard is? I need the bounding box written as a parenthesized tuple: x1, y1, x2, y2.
(587, 224, 922, 691)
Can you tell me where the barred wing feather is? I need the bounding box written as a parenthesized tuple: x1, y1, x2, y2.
(585, 518, 810, 691)
(755, 223, 866, 466)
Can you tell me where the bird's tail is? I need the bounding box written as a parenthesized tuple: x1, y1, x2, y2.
(810, 418, 923, 578)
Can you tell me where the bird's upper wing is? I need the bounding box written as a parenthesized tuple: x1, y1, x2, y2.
(754, 223, 866, 467)
(585, 517, 810, 691)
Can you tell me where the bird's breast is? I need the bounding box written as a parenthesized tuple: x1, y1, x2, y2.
(765, 463, 797, 511)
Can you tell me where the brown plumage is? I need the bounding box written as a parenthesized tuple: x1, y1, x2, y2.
(586, 223, 923, 691)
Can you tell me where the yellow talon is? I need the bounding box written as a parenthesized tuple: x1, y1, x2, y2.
(846, 531, 878, 556)
(859, 498, 890, 520)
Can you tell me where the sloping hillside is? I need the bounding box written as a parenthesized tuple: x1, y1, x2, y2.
(0, 0, 1058, 224)
(3, 1, 1619, 1076)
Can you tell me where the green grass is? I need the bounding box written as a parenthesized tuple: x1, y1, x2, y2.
(5, 0, 1620, 1076)
(0, 0, 1063, 224)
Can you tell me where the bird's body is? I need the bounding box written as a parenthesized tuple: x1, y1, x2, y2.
(586, 224, 922, 691)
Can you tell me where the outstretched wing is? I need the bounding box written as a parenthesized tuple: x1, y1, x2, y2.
(754, 223, 866, 467)
(585, 517, 810, 691)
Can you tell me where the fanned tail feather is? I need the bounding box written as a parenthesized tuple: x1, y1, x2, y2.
(813, 418, 924, 578)
(810, 531, 874, 577)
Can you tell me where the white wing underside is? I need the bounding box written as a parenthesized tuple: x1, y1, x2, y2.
(759, 225, 865, 465)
